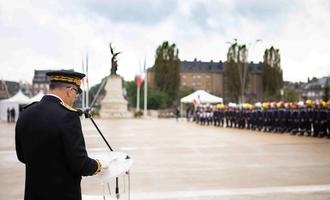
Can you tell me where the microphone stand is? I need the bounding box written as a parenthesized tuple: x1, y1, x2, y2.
(81, 110, 120, 199)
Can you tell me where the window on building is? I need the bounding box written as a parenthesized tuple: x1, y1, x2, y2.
(192, 82, 201, 86)
(193, 75, 201, 79)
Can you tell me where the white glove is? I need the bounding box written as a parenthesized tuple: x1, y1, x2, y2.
(98, 160, 110, 176)
(89, 152, 133, 180)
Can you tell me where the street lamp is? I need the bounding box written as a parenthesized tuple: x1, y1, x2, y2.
(225, 39, 262, 103)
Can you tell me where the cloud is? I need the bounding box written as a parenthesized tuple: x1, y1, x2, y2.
(74, 0, 178, 26)
(0, 0, 329, 86)
(233, 0, 299, 21)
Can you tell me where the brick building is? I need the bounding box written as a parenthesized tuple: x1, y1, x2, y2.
(147, 59, 263, 102)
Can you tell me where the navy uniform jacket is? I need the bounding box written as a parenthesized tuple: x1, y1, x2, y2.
(15, 95, 99, 200)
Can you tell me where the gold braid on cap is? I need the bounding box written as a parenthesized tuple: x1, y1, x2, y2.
(50, 75, 81, 86)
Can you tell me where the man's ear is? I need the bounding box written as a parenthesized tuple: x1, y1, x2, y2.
(65, 87, 71, 97)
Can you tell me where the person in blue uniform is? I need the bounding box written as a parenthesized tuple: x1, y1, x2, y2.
(327, 101, 330, 138)
(15, 70, 103, 200)
(313, 103, 320, 137)
(304, 100, 312, 136)
(299, 105, 307, 136)
(273, 104, 279, 133)
(319, 101, 328, 138)
(256, 107, 263, 131)
(278, 102, 286, 133)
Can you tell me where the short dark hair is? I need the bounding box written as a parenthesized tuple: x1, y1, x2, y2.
(49, 82, 75, 90)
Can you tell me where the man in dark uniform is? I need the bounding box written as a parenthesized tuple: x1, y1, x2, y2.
(213, 107, 219, 126)
(15, 70, 103, 200)
(263, 103, 270, 132)
(305, 100, 313, 136)
(313, 102, 321, 137)
(327, 101, 330, 138)
(298, 105, 307, 136)
(278, 102, 285, 133)
(273, 103, 279, 133)
(319, 101, 328, 138)
(256, 106, 263, 131)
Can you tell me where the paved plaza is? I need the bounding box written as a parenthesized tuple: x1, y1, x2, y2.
(1, 118, 330, 200)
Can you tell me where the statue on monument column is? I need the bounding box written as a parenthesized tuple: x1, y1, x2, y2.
(109, 43, 122, 76)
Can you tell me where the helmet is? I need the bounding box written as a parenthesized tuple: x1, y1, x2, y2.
(262, 102, 269, 109)
(321, 101, 327, 108)
(270, 102, 276, 108)
(297, 101, 304, 108)
(277, 101, 283, 108)
(255, 102, 262, 108)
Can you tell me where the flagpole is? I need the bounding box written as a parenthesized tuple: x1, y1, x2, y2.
(86, 52, 89, 107)
(81, 54, 85, 108)
(136, 82, 140, 111)
(143, 57, 147, 116)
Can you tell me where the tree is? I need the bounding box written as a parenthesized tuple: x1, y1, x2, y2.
(225, 42, 249, 103)
(154, 41, 180, 107)
(125, 78, 172, 110)
(147, 89, 171, 109)
(283, 86, 299, 102)
(262, 46, 283, 101)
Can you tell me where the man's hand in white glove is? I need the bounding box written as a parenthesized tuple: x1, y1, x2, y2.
(97, 158, 114, 176)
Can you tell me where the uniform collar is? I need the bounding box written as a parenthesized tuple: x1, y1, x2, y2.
(46, 94, 64, 103)
(42, 94, 64, 104)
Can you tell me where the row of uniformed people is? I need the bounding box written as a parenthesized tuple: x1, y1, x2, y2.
(193, 103, 330, 138)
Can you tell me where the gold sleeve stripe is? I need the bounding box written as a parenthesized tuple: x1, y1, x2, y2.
(50, 75, 81, 86)
(92, 159, 102, 176)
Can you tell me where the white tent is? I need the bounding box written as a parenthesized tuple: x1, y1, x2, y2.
(30, 91, 45, 102)
(0, 90, 32, 122)
(180, 90, 223, 117)
(180, 90, 223, 104)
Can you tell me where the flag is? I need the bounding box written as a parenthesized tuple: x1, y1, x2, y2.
(136, 74, 142, 89)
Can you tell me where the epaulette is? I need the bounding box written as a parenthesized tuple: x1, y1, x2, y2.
(23, 101, 38, 110)
(60, 102, 78, 112)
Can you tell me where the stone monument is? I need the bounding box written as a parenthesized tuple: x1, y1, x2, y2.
(100, 43, 131, 118)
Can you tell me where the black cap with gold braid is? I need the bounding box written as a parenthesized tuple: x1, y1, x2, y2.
(46, 70, 85, 93)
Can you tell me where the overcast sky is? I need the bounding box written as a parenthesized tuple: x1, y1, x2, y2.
(1, 0, 330, 86)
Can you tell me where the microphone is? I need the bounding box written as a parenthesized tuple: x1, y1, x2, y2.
(77, 107, 92, 118)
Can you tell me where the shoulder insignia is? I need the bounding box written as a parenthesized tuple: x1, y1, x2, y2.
(60, 102, 78, 112)
(23, 101, 38, 110)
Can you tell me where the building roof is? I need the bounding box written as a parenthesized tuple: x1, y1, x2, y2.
(180, 60, 224, 73)
(148, 59, 262, 73)
(304, 76, 330, 90)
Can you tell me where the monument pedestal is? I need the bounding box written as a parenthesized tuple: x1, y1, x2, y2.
(100, 75, 131, 118)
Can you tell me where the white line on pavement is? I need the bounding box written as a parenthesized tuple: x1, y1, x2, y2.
(83, 184, 330, 200)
